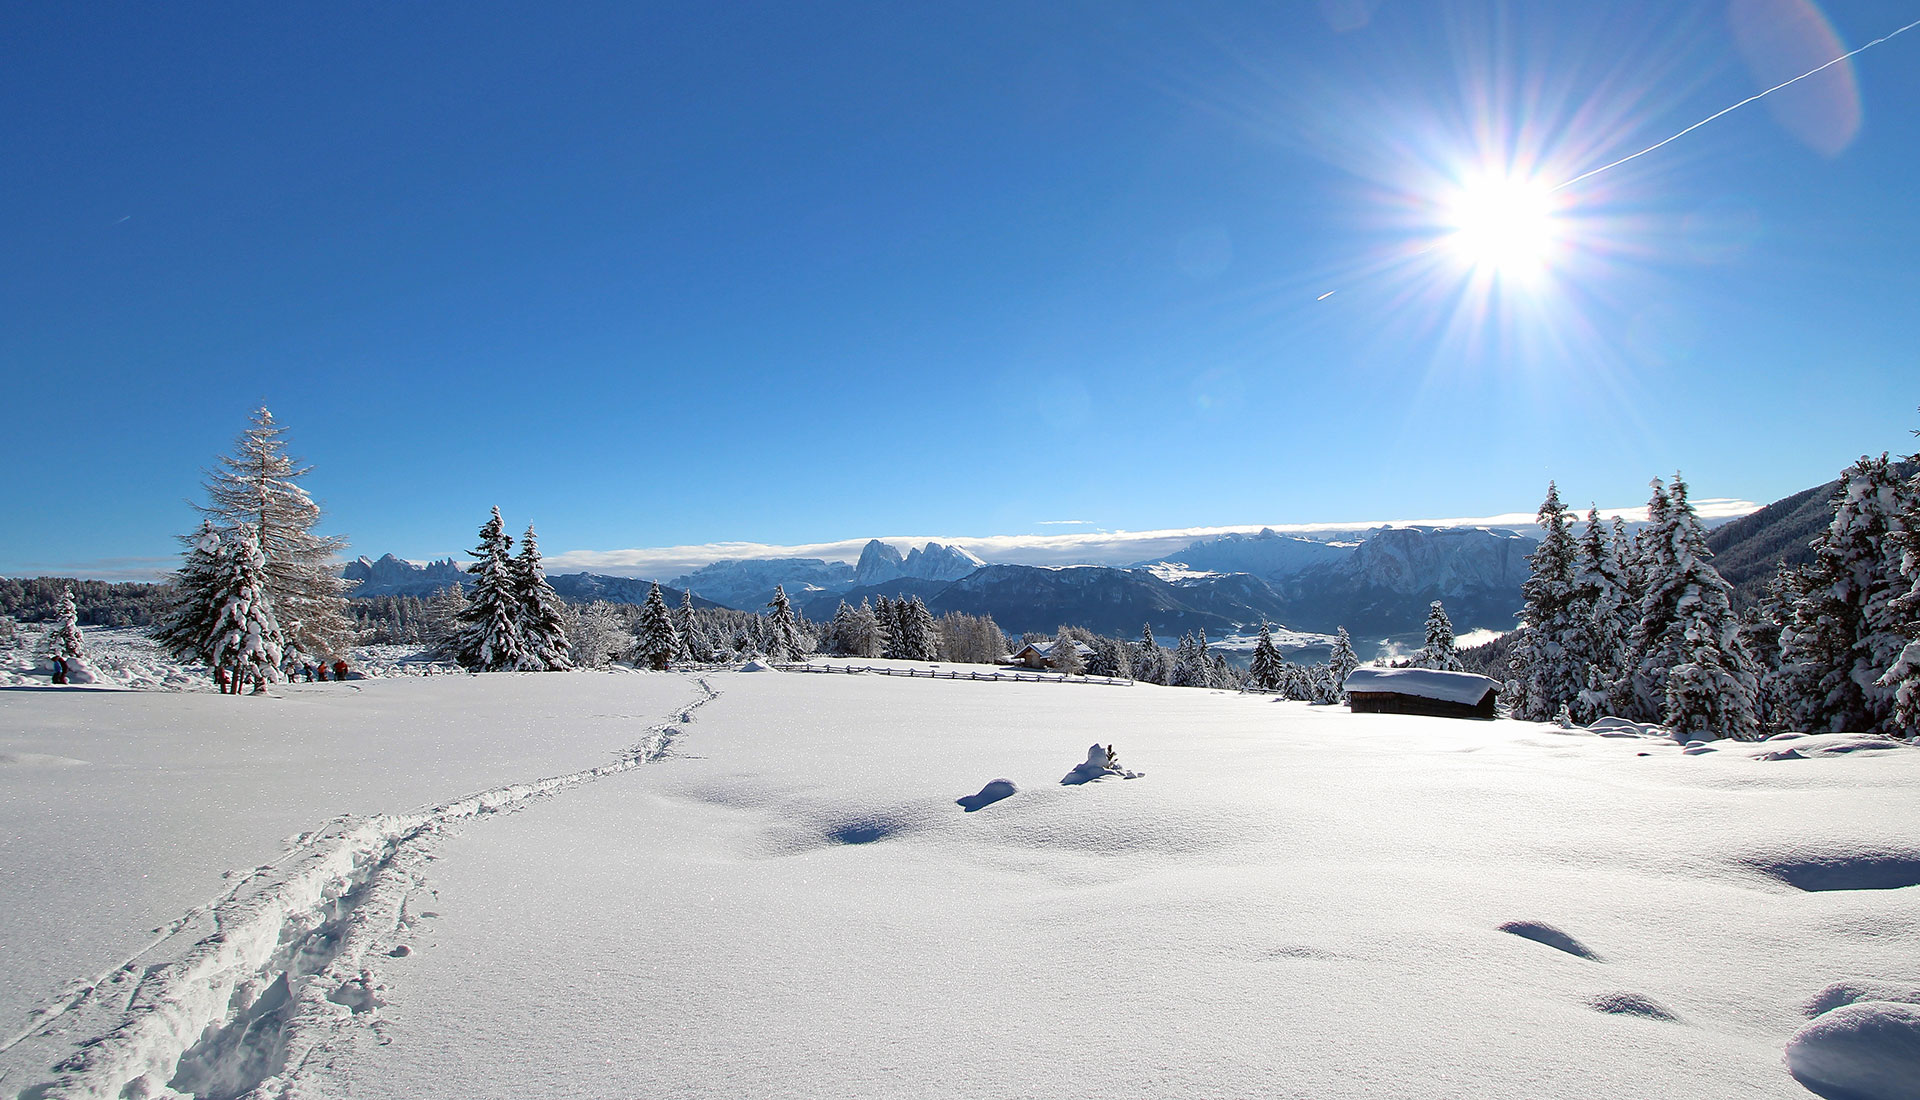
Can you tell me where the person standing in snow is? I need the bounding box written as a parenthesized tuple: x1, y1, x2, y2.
(51, 655, 68, 685)
(332, 659, 349, 681)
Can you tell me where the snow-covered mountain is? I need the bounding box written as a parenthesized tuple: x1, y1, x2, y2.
(1263, 527, 1537, 635)
(1136, 527, 1347, 578)
(668, 557, 856, 611)
(350, 526, 1535, 641)
(853, 539, 985, 586)
(341, 555, 466, 597)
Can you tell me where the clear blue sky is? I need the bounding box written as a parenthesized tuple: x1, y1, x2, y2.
(6, 0, 1917, 579)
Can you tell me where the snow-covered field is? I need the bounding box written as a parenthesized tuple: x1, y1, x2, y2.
(3, 658, 1918, 1099)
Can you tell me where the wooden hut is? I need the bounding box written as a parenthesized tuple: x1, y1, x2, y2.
(1344, 667, 1500, 720)
(1003, 640, 1095, 670)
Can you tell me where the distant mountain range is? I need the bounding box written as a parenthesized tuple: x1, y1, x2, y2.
(348, 485, 1864, 648)
(716, 527, 1537, 643)
(343, 527, 1539, 645)
(340, 554, 726, 609)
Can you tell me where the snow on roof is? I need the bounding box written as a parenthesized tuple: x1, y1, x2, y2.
(1345, 667, 1499, 705)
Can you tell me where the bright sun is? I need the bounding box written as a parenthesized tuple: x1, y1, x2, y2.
(1445, 175, 1560, 278)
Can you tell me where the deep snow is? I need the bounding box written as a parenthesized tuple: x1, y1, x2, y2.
(3, 663, 1918, 1099)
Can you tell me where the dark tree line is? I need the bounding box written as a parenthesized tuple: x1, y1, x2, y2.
(0, 577, 168, 627)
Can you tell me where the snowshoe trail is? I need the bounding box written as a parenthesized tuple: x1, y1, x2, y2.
(5, 677, 718, 1100)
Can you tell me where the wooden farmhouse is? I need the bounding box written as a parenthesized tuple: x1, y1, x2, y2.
(1345, 667, 1500, 720)
(1003, 639, 1096, 670)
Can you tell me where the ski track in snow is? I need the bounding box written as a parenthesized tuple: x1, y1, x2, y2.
(2, 677, 719, 1100)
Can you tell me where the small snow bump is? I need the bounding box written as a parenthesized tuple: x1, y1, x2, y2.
(1588, 991, 1680, 1021)
(1497, 920, 1600, 961)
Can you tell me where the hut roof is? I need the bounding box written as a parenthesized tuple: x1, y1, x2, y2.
(1345, 667, 1499, 705)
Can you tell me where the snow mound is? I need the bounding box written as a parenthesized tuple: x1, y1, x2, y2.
(1343, 667, 1498, 705)
(1741, 849, 1920, 892)
(1806, 981, 1920, 1018)
(957, 778, 1018, 812)
(1588, 991, 1680, 1021)
(1061, 743, 1144, 785)
(1585, 716, 1668, 739)
(1496, 920, 1599, 961)
(1738, 734, 1912, 762)
(739, 659, 776, 672)
(0, 751, 89, 767)
(1786, 1000, 1920, 1100)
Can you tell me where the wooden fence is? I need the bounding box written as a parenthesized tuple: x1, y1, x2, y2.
(772, 663, 1133, 687)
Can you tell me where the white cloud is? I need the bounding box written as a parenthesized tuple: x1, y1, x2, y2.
(540, 498, 1762, 579)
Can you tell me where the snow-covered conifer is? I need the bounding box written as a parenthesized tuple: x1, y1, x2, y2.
(451, 508, 525, 672)
(1744, 563, 1802, 732)
(1879, 429, 1920, 734)
(765, 586, 804, 662)
(1633, 475, 1762, 737)
(47, 585, 86, 661)
(1509, 483, 1584, 721)
(512, 525, 574, 672)
(1570, 509, 1632, 721)
(1622, 479, 1681, 723)
(1780, 454, 1914, 734)
(155, 521, 235, 666)
(207, 525, 286, 693)
(193, 407, 353, 660)
(896, 596, 938, 661)
(632, 582, 679, 671)
(1169, 633, 1204, 687)
(1249, 622, 1284, 689)
(1327, 627, 1359, 694)
(868, 595, 894, 659)
(673, 589, 698, 662)
(1309, 661, 1340, 704)
(1414, 602, 1461, 671)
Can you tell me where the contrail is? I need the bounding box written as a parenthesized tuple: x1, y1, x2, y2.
(1553, 14, 1920, 192)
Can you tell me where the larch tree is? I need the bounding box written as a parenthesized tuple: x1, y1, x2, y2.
(512, 525, 574, 672)
(451, 508, 525, 672)
(1049, 628, 1086, 674)
(207, 525, 286, 694)
(632, 582, 679, 671)
(192, 407, 354, 660)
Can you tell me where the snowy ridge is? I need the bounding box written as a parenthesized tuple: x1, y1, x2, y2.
(10, 678, 719, 1100)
